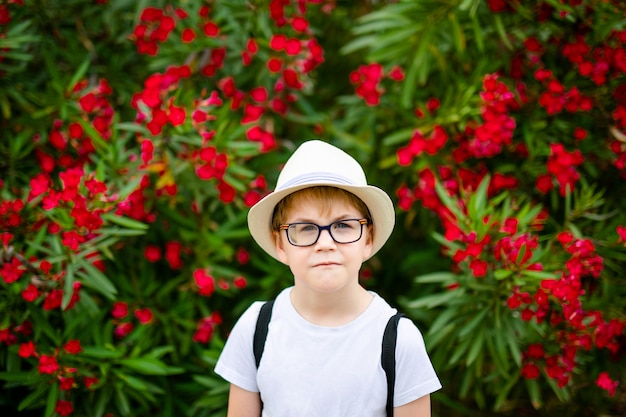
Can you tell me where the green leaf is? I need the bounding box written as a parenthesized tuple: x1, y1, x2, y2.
(465, 326, 486, 367)
(401, 30, 431, 108)
(45, 381, 59, 417)
(118, 358, 183, 376)
(115, 371, 151, 391)
(101, 213, 149, 230)
(493, 14, 513, 50)
(18, 383, 48, 411)
(520, 270, 557, 280)
(66, 56, 91, 93)
(62, 266, 75, 310)
(515, 243, 528, 265)
(0, 371, 32, 381)
(405, 290, 460, 309)
(81, 346, 124, 359)
(425, 306, 459, 337)
(115, 384, 131, 416)
(468, 175, 491, 221)
(75, 256, 117, 299)
(449, 332, 473, 365)
(414, 271, 457, 284)
(470, 15, 484, 52)
(494, 269, 513, 280)
(525, 378, 542, 409)
(434, 181, 465, 222)
(458, 308, 489, 338)
(494, 375, 520, 410)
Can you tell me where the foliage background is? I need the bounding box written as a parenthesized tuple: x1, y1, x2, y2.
(1, 0, 625, 416)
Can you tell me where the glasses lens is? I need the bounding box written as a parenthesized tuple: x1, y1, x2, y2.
(285, 219, 365, 246)
(288, 223, 319, 246)
(330, 219, 363, 243)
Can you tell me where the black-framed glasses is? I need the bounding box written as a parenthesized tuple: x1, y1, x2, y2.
(279, 218, 369, 247)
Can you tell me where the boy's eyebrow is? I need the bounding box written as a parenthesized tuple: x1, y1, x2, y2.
(288, 213, 363, 223)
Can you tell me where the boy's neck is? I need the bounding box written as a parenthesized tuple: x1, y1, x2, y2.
(289, 284, 373, 327)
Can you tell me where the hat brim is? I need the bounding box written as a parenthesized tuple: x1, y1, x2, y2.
(247, 182, 395, 262)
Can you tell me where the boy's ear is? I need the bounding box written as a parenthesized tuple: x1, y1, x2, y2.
(273, 230, 289, 264)
(363, 225, 374, 258)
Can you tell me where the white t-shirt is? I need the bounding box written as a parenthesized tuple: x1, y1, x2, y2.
(215, 287, 441, 416)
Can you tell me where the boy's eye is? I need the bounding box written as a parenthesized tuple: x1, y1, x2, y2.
(295, 224, 318, 233)
(333, 221, 355, 230)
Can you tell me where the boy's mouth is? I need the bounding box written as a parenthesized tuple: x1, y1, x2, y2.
(313, 261, 340, 267)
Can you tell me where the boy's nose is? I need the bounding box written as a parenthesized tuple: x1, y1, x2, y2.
(315, 228, 336, 248)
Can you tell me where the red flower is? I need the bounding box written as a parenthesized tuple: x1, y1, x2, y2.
(244, 190, 262, 207)
(250, 86, 268, 102)
(21, 284, 40, 302)
(61, 231, 86, 251)
(63, 340, 82, 355)
(426, 97, 440, 113)
(203, 21, 219, 37)
(521, 363, 540, 379)
(241, 103, 265, 124)
(18, 341, 36, 358)
(469, 259, 488, 277)
(193, 268, 215, 297)
(38, 354, 59, 374)
(285, 38, 302, 56)
(165, 241, 183, 269)
(388, 66, 405, 81)
(55, 400, 73, 416)
(114, 322, 134, 339)
(596, 372, 618, 396)
(291, 16, 309, 32)
(217, 180, 236, 203)
(84, 376, 99, 388)
(134, 308, 154, 324)
(234, 248, 249, 266)
(267, 57, 283, 73)
(535, 173, 553, 194)
(43, 289, 63, 310)
(193, 312, 222, 344)
(282, 68, 303, 89)
(181, 28, 195, 42)
(112, 301, 129, 319)
(246, 38, 258, 54)
(144, 245, 161, 262)
(1, 257, 25, 284)
(27, 173, 50, 201)
(58, 376, 75, 390)
(500, 218, 518, 235)
(168, 104, 186, 126)
(233, 276, 247, 289)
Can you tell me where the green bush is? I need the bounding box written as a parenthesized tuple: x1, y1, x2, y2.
(0, 1, 625, 416)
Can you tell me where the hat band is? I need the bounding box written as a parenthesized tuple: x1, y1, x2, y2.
(277, 172, 362, 191)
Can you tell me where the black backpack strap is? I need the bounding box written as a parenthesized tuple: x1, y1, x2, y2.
(382, 312, 406, 417)
(253, 300, 275, 368)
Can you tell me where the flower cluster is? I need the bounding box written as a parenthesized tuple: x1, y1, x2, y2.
(536, 143, 584, 196)
(132, 65, 192, 136)
(0, 0, 23, 70)
(454, 74, 519, 161)
(397, 126, 448, 166)
(111, 301, 154, 339)
(131, 6, 181, 56)
(349, 63, 404, 106)
(193, 312, 222, 344)
(14, 338, 98, 416)
(507, 231, 625, 393)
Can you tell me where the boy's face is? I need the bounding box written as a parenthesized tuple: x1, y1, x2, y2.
(273, 193, 373, 295)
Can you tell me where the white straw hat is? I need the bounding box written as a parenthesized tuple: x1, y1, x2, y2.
(247, 140, 395, 261)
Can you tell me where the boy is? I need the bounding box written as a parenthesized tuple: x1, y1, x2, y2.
(215, 140, 441, 416)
